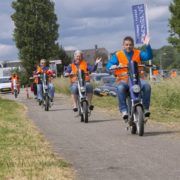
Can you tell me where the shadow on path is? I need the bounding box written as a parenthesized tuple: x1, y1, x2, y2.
(50, 108, 72, 112)
(88, 119, 119, 123)
(144, 130, 180, 137)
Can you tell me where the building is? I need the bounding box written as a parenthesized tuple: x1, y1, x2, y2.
(0, 60, 23, 77)
(66, 47, 109, 66)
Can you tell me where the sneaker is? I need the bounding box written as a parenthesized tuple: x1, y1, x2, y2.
(39, 100, 42, 106)
(144, 109, 151, 117)
(89, 105, 94, 111)
(73, 107, 78, 112)
(122, 111, 128, 120)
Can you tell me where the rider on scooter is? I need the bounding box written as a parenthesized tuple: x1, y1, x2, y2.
(10, 72, 20, 94)
(36, 59, 55, 104)
(106, 36, 153, 120)
(64, 50, 101, 112)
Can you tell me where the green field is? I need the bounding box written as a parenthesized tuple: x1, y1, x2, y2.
(0, 98, 73, 179)
(54, 77, 180, 123)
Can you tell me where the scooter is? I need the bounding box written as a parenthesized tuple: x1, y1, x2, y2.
(12, 79, 18, 98)
(64, 70, 91, 123)
(77, 69, 90, 123)
(41, 72, 51, 111)
(110, 61, 150, 136)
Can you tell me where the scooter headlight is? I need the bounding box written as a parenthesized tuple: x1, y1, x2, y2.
(132, 84, 141, 93)
(80, 87, 86, 92)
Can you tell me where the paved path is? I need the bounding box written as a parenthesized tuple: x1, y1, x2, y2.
(3, 90, 180, 180)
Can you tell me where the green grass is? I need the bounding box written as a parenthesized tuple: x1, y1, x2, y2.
(0, 98, 73, 179)
(150, 77, 180, 123)
(151, 78, 180, 109)
(54, 77, 180, 123)
(53, 77, 71, 95)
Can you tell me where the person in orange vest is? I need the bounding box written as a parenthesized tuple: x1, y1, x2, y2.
(153, 69, 159, 76)
(152, 68, 159, 81)
(106, 36, 153, 120)
(64, 50, 101, 112)
(31, 63, 39, 99)
(10, 72, 20, 94)
(170, 70, 177, 78)
(35, 59, 55, 103)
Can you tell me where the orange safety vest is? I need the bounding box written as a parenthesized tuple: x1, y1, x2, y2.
(70, 60, 90, 83)
(11, 75, 19, 82)
(153, 69, 159, 76)
(171, 71, 177, 78)
(11, 76, 18, 80)
(114, 49, 141, 82)
(33, 66, 41, 84)
(36, 66, 43, 74)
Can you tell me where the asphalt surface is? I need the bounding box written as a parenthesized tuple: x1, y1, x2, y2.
(3, 90, 180, 180)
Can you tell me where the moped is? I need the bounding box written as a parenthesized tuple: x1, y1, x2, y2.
(110, 61, 150, 136)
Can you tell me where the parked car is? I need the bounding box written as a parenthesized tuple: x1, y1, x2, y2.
(90, 73, 110, 84)
(94, 76, 117, 97)
(0, 76, 11, 93)
(100, 76, 116, 85)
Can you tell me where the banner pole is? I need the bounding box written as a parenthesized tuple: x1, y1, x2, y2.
(145, 1, 153, 81)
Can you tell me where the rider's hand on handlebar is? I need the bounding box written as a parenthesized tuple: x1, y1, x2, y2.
(109, 65, 118, 70)
(64, 72, 70, 77)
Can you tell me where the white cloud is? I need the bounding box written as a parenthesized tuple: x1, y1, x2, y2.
(0, 44, 18, 60)
(57, 0, 172, 51)
(64, 46, 78, 51)
(0, 14, 14, 39)
(0, 0, 172, 60)
(148, 6, 170, 21)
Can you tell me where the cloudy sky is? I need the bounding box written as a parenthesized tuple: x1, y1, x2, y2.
(0, 0, 172, 60)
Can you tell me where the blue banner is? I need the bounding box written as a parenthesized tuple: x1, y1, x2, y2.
(132, 4, 147, 44)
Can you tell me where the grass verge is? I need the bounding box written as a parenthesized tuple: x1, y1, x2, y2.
(150, 77, 180, 123)
(54, 77, 180, 123)
(0, 98, 73, 179)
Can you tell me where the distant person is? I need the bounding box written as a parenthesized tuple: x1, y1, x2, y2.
(31, 63, 39, 99)
(152, 68, 159, 81)
(106, 36, 153, 120)
(64, 50, 101, 112)
(170, 70, 177, 78)
(10, 72, 20, 94)
(36, 59, 55, 103)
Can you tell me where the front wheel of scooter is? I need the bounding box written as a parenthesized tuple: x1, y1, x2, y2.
(44, 95, 49, 111)
(14, 89, 18, 98)
(135, 106, 144, 136)
(82, 101, 88, 123)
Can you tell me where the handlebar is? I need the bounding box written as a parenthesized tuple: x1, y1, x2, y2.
(109, 64, 153, 71)
(64, 73, 76, 78)
(109, 65, 128, 71)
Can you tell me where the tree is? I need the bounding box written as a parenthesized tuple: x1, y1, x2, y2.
(11, 0, 59, 77)
(168, 0, 180, 52)
(152, 46, 180, 70)
(53, 46, 71, 76)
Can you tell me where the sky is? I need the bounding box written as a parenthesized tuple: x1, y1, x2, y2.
(0, 0, 172, 60)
